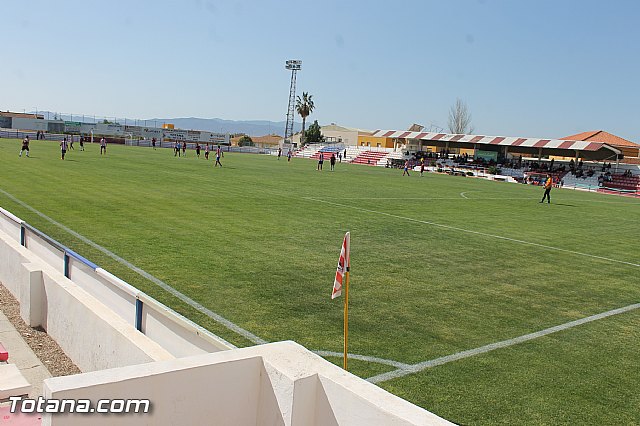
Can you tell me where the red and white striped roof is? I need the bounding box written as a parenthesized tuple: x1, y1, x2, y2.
(372, 130, 621, 154)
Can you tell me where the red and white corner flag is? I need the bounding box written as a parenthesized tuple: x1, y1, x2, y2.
(331, 232, 350, 299)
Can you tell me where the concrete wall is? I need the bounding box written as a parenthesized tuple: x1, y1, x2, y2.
(0, 210, 234, 371)
(0, 227, 174, 371)
(43, 342, 452, 426)
(11, 117, 48, 131)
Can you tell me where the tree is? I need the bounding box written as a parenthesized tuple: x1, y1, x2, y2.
(295, 92, 315, 145)
(305, 120, 323, 143)
(448, 98, 474, 134)
(238, 135, 254, 147)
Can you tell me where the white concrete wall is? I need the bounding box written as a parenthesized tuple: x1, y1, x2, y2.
(0, 208, 21, 242)
(11, 117, 48, 131)
(69, 263, 138, 326)
(23, 231, 65, 274)
(40, 270, 174, 372)
(0, 227, 174, 371)
(0, 209, 233, 361)
(43, 342, 452, 426)
(0, 229, 29, 299)
(140, 295, 232, 357)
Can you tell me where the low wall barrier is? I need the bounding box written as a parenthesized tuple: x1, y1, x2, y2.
(0, 207, 233, 359)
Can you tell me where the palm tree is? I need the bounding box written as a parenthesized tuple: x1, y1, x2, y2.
(296, 92, 315, 146)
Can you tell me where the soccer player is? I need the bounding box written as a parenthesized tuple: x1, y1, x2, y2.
(278, 147, 282, 160)
(214, 146, 222, 167)
(403, 160, 410, 176)
(196, 143, 201, 158)
(182, 142, 187, 157)
(420, 158, 425, 177)
(205, 144, 210, 160)
(174, 141, 180, 157)
(79, 137, 85, 151)
(317, 152, 324, 171)
(540, 174, 553, 204)
(330, 153, 336, 171)
(69, 136, 75, 150)
(287, 150, 292, 162)
(60, 138, 68, 160)
(100, 137, 107, 155)
(152, 137, 157, 150)
(19, 135, 30, 157)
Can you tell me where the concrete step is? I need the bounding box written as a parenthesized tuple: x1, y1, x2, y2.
(0, 364, 30, 401)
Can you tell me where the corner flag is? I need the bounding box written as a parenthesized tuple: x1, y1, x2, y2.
(331, 232, 350, 299)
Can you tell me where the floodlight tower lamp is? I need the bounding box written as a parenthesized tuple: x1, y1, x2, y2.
(284, 59, 302, 145)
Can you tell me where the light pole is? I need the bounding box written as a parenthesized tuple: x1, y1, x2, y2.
(284, 60, 301, 146)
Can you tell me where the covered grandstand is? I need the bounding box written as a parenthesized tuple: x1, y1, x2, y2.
(371, 130, 622, 162)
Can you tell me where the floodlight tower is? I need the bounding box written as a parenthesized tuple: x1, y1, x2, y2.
(284, 60, 302, 145)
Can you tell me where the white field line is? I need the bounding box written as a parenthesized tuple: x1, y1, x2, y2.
(334, 197, 536, 200)
(367, 302, 640, 384)
(3, 188, 639, 376)
(303, 197, 640, 268)
(0, 188, 267, 345)
(319, 197, 640, 205)
(312, 350, 412, 369)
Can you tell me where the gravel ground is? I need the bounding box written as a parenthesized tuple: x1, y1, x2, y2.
(0, 284, 80, 377)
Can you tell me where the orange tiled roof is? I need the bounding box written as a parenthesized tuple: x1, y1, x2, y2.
(562, 131, 639, 148)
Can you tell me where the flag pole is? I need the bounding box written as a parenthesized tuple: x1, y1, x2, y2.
(343, 267, 350, 370)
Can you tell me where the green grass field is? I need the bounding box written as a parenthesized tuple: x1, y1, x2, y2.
(1, 138, 639, 424)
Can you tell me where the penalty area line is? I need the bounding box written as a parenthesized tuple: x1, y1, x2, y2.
(302, 197, 640, 269)
(367, 302, 640, 384)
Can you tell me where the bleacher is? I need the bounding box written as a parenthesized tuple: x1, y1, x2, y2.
(294, 145, 321, 158)
(561, 172, 600, 191)
(602, 174, 640, 192)
(350, 150, 389, 166)
(499, 167, 525, 179)
(310, 146, 343, 160)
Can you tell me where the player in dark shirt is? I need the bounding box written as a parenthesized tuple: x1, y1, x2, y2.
(19, 136, 30, 157)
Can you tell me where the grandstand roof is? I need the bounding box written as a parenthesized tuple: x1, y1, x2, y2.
(373, 130, 622, 160)
(371, 129, 621, 159)
(561, 130, 639, 148)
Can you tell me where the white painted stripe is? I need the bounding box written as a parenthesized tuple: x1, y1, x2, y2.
(315, 196, 639, 205)
(367, 302, 640, 383)
(313, 350, 412, 369)
(0, 188, 268, 345)
(303, 197, 640, 268)
(335, 197, 536, 200)
(459, 192, 469, 199)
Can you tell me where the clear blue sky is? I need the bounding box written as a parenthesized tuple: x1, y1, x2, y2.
(2, 0, 639, 142)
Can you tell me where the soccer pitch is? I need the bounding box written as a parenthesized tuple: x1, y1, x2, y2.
(1, 139, 639, 424)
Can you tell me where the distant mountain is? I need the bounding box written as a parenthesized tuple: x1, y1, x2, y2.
(32, 112, 302, 137)
(148, 117, 302, 136)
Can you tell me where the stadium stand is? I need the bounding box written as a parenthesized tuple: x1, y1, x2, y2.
(602, 173, 640, 192)
(310, 146, 342, 160)
(350, 150, 389, 166)
(562, 172, 600, 191)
